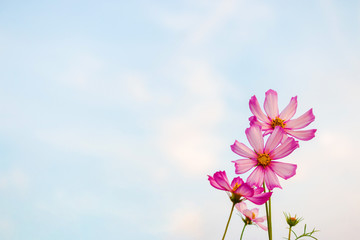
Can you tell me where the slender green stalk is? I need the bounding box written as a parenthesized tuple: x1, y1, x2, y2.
(240, 223, 247, 240)
(264, 197, 271, 240)
(222, 203, 235, 240)
(268, 194, 272, 239)
(288, 226, 292, 240)
(263, 183, 272, 240)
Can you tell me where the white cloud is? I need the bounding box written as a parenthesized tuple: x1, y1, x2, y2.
(186, 0, 237, 45)
(151, 0, 274, 46)
(58, 53, 104, 89)
(35, 189, 124, 225)
(156, 60, 227, 175)
(0, 218, 14, 240)
(0, 168, 29, 194)
(122, 72, 152, 103)
(35, 128, 132, 161)
(53, 50, 154, 107)
(166, 204, 204, 239)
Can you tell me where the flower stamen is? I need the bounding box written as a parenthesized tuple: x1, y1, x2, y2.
(232, 183, 241, 191)
(271, 117, 285, 128)
(257, 153, 271, 167)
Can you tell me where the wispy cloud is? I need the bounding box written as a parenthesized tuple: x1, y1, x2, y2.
(155, 60, 227, 175)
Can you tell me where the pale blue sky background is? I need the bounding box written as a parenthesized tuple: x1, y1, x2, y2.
(0, 1, 359, 239)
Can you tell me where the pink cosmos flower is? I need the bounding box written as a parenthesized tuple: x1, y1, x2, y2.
(249, 89, 316, 141)
(208, 171, 272, 205)
(231, 125, 299, 190)
(236, 201, 267, 230)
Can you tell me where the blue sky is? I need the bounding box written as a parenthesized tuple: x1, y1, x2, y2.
(0, 0, 359, 239)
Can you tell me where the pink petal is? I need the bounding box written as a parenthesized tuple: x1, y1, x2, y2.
(269, 138, 299, 160)
(245, 126, 264, 154)
(264, 126, 283, 153)
(246, 192, 272, 205)
(247, 166, 265, 187)
(254, 216, 267, 223)
(253, 187, 264, 195)
(235, 201, 247, 214)
(249, 96, 269, 122)
(255, 221, 268, 231)
(208, 175, 225, 190)
(235, 183, 254, 197)
(213, 171, 232, 191)
(280, 134, 290, 144)
(263, 129, 273, 136)
(242, 209, 253, 219)
(249, 116, 272, 130)
(231, 140, 257, 158)
(264, 89, 279, 119)
(270, 161, 297, 180)
(264, 168, 282, 190)
(285, 109, 315, 129)
(233, 159, 258, 174)
(230, 177, 244, 189)
(286, 129, 317, 141)
(279, 96, 297, 120)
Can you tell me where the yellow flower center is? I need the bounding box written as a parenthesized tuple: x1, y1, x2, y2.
(252, 212, 256, 219)
(230, 183, 243, 203)
(271, 117, 285, 128)
(232, 183, 241, 192)
(257, 153, 271, 167)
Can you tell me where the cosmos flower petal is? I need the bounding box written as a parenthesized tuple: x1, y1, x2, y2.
(231, 140, 257, 158)
(279, 96, 298, 120)
(253, 187, 264, 195)
(264, 126, 283, 153)
(286, 129, 317, 141)
(235, 183, 254, 197)
(249, 116, 272, 130)
(270, 161, 297, 180)
(246, 192, 272, 205)
(243, 209, 253, 219)
(233, 159, 258, 174)
(251, 208, 259, 217)
(247, 166, 265, 187)
(280, 134, 290, 144)
(213, 171, 232, 191)
(270, 137, 299, 160)
(254, 216, 267, 223)
(264, 168, 282, 190)
(256, 221, 268, 231)
(264, 89, 279, 119)
(249, 96, 269, 122)
(235, 201, 247, 213)
(208, 175, 225, 190)
(263, 129, 273, 136)
(245, 126, 264, 154)
(230, 177, 244, 188)
(286, 109, 315, 129)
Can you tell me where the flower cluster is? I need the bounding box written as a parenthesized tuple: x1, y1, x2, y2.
(208, 171, 272, 204)
(207, 89, 316, 240)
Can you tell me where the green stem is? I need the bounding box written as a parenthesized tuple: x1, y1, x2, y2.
(222, 203, 235, 240)
(240, 223, 247, 240)
(263, 183, 272, 240)
(288, 226, 292, 240)
(269, 194, 272, 239)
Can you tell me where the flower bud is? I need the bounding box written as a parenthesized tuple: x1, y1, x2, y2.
(284, 212, 303, 227)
